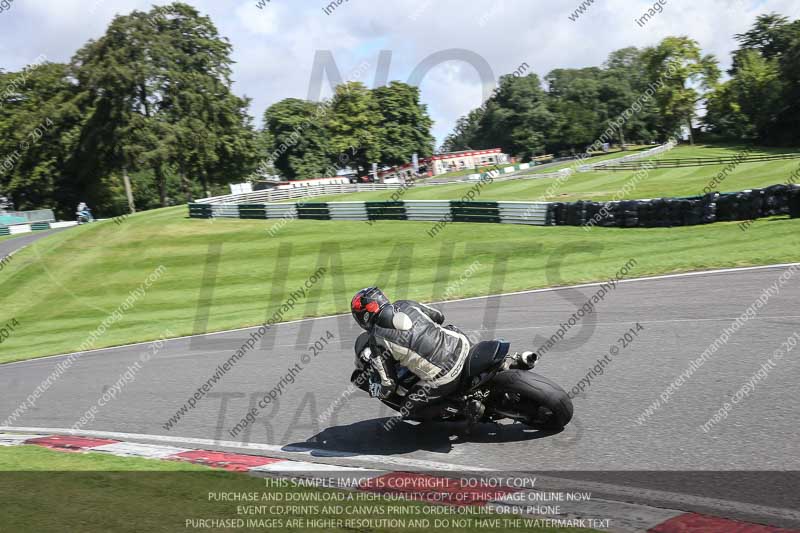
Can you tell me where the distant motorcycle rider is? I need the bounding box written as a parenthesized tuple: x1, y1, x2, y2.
(350, 287, 537, 419)
(76, 201, 93, 223)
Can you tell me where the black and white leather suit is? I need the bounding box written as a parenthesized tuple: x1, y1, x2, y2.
(355, 300, 471, 416)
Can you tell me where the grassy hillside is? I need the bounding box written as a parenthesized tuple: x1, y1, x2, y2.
(1, 205, 799, 363)
(308, 145, 800, 203)
(520, 145, 653, 175)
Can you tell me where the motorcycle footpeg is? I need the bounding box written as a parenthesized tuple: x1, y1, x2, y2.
(440, 406, 460, 420)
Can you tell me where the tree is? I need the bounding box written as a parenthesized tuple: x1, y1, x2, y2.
(732, 13, 793, 73)
(546, 68, 605, 151)
(440, 52, 663, 158)
(704, 81, 754, 140)
(460, 73, 555, 159)
(71, 2, 256, 207)
(601, 47, 660, 147)
(728, 50, 781, 139)
(496, 73, 553, 159)
(705, 13, 800, 145)
(441, 108, 485, 152)
(772, 22, 800, 145)
(327, 82, 382, 175)
(0, 62, 86, 216)
(263, 98, 330, 180)
(642, 37, 720, 144)
(373, 81, 434, 166)
(150, 3, 258, 198)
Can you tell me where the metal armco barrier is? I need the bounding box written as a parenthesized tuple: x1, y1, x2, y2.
(188, 184, 800, 228)
(577, 141, 677, 172)
(195, 182, 405, 205)
(597, 152, 800, 171)
(188, 200, 551, 226)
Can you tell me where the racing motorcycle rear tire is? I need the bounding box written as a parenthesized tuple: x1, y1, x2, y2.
(489, 370, 573, 430)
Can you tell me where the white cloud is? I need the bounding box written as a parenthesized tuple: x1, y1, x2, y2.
(2, 0, 799, 146)
(235, 2, 280, 35)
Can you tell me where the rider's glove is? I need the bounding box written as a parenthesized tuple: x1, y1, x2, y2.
(368, 377, 393, 399)
(358, 346, 372, 364)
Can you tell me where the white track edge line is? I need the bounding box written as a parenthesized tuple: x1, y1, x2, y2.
(4, 426, 798, 525)
(0, 426, 491, 472)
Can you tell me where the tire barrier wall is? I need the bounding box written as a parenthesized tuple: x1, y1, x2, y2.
(550, 184, 800, 228)
(188, 184, 800, 228)
(189, 200, 551, 226)
(0, 227, 10, 236)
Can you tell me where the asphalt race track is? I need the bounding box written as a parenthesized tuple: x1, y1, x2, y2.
(2, 265, 799, 527)
(0, 229, 66, 261)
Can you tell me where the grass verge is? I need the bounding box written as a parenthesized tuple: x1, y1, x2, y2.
(519, 145, 652, 175)
(0, 204, 799, 363)
(0, 446, 596, 533)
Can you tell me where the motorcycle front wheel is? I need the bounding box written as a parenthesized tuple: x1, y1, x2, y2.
(488, 370, 573, 430)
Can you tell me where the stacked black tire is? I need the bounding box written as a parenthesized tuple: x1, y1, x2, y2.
(548, 184, 800, 228)
(791, 186, 800, 218)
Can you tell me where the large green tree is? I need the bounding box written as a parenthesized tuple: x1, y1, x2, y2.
(731, 13, 794, 72)
(261, 82, 437, 181)
(458, 73, 554, 159)
(263, 98, 330, 180)
(0, 62, 86, 215)
(600, 47, 661, 146)
(71, 2, 256, 207)
(441, 49, 664, 158)
(546, 68, 605, 151)
(441, 107, 484, 152)
(373, 81, 435, 166)
(642, 36, 720, 144)
(705, 13, 800, 145)
(327, 82, 383, 175)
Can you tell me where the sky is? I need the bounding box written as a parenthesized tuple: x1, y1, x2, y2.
(2, 0, 799, 147)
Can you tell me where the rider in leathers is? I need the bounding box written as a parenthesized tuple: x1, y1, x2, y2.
(350, 287, 535, 419)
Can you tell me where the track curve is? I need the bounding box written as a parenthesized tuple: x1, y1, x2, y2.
(2, 265, 799, 527)
(0, 228, 66, 261)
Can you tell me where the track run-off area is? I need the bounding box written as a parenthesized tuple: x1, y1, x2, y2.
(2, 264, 799, 529)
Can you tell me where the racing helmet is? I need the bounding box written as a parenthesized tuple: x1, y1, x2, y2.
(351, 287, 389, 330)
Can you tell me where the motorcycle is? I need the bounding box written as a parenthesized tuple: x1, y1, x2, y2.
(352, 338, 573, 431)
(76, 210, 94, 224)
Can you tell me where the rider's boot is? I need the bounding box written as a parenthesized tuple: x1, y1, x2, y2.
(464, 398, 485, 433)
